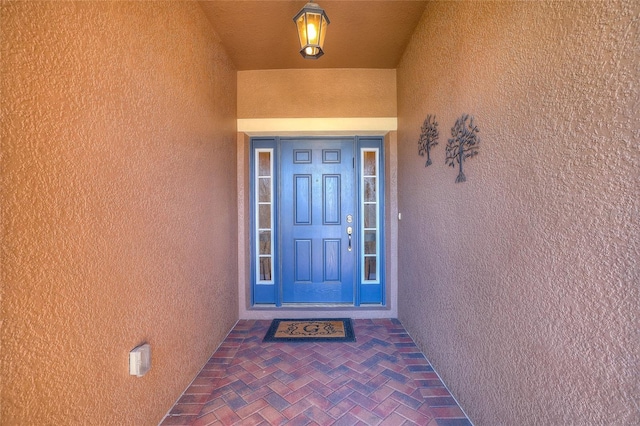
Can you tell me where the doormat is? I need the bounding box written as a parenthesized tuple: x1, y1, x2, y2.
(263, 318, 355, 342)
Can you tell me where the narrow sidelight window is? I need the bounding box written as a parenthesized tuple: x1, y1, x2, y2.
(361, 148, 379, 283)
(255, 149, 274, 283)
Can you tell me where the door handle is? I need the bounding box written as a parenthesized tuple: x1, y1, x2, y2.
(347, 226, 353, 252)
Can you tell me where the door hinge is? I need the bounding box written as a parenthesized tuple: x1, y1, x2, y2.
(353, 157, 355, 168)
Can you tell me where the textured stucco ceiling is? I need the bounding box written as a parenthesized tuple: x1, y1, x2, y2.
(199, 0, 428, 70)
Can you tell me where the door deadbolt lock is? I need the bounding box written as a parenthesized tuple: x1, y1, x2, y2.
(346, 214, 353, 223)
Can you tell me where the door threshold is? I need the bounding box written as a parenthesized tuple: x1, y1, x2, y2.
(282, 303, 355, 308)
(242, 304, 393, 320)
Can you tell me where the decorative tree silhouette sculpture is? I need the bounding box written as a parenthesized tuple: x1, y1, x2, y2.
(446, 114, 480, 183)
(418, 114, 439, 166)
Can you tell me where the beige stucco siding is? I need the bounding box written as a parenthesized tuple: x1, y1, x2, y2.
(1, 2, 238, 424)
(238, 68, 396, 119)
(396, 1, 639, 424)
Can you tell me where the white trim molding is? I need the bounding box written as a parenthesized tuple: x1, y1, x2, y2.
(237, 117, 397, 136)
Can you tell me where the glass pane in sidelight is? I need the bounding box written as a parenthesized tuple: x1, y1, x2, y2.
(259, 257, 272, 281)
(364, 230, 377, 254)
(259, 178, 271, 202)
(364, 151, 377, 176)
(364, 256, 377, 280)
(258, 152, 271, 177)
(259, 204, 271, 229)
(364, 177, 376, 202)
(364, 204, 376, 229)
(259, 231, 271, 255)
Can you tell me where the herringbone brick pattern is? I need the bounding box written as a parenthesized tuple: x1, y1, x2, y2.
(161, 319, 471, 426)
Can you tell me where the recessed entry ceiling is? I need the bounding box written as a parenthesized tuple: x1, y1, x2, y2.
(198, 1, 428, 70)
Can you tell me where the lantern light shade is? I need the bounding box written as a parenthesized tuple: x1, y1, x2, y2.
(293, 2, 330, 59)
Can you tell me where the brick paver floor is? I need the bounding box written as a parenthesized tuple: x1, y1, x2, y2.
(160, 319, 472, 426)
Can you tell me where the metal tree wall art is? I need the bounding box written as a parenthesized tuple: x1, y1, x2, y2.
(418, 114, 439, 166)
(446, 114, 480, 183)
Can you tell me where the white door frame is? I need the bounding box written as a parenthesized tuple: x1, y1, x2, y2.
(236, 127, 398, 320)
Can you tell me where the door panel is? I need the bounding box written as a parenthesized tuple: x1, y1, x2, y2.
(295, 175, 311, 224)
(281, 139, 355, 303)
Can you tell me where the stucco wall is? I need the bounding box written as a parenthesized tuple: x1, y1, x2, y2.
(1, 2, 237, 424)
(238, 68, 396, 118)
(396, 1, 638, 425)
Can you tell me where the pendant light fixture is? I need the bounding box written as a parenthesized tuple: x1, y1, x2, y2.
(293, 2, 330, 59)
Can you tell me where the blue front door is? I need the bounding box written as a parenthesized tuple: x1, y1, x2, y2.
(280, 138, 355, 303)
